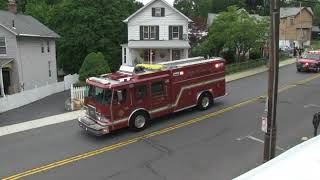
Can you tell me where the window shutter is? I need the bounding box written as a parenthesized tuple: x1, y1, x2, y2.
(152, 8, 155, 17)
(169, 26, 172, 40)
(156, 26, 159, 40)
(179, 26, 183, 40)
(140, 26, 143, 40)
(161, 8, 165, 17)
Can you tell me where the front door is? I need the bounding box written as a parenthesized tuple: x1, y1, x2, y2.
(172, 50, 181, 60)
(2, 68, 10, 94)
(150, 79, 170, 116)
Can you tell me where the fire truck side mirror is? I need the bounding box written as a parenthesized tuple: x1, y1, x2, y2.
(117, 90, 123, 103)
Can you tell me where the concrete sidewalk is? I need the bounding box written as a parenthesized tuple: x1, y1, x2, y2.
(0, 58, 296, 135)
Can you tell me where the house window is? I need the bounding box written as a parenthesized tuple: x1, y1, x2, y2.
(142, 26, 158, 40)
(143, 26, 149, 39)
(41, 41, 44, 53)
(48, 61, 52, 77)
(123, 48, 127, 64)
(172, 26, 179, 39)
(0, 37, 6, 55)
(152, 7, 165, 17)
(150, 26, 156, 39)
(290, 18, 294, 25)
(47, 41, 50, 53)
(155, 8, 161, 17)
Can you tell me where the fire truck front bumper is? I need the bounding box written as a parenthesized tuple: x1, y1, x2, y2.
(78, 116, 110, 136)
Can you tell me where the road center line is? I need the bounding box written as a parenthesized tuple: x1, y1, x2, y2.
(3, 73, 320, 180)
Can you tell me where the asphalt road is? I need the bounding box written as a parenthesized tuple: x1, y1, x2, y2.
(0, 64, 319, 180)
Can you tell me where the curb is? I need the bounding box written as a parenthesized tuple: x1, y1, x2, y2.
(226, 58, 296, 82)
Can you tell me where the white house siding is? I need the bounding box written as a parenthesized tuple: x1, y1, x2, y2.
(0, 26, 20, 93)
(128, 1, 188, 41)
(17, 37, 57, 90)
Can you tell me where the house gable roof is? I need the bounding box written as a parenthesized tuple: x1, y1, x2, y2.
(123, 0, 192, 23)
(0, 10, 60, 38)
(280, 7, 314, 18)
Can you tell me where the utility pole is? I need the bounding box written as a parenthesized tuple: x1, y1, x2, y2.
(263, 0, 280, 162)
(299, 1, 303, 48)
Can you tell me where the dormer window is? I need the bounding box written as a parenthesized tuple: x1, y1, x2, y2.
(155, 8, 161, 17)
(152, 7, 165, 17)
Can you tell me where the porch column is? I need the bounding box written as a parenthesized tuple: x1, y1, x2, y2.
(0, 68, 4, 97)
(150, 49, 153, 64)
(184, 49, 189, 59)
(169, 49, 173, 61)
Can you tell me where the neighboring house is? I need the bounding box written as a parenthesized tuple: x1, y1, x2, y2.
(121, 0, 192, 66)
(0, 0, 59, 97)
(280, 7, 313, 48)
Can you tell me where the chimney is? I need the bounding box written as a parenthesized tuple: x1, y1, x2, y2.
(8, 0, 17, 13)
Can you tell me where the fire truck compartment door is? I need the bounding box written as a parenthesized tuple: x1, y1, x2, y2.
(151, 80, 170, 113)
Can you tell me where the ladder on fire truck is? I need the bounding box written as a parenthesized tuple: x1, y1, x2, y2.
(140, 57, 222, 69)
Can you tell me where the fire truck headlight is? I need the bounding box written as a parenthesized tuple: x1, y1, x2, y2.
(80, 106, 88, 117)
(96, 112, 102, 121)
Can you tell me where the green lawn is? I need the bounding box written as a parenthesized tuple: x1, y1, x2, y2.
(311, 40, 320, 50)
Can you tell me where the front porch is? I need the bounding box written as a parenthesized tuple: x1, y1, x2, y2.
(121, 40, 190, 66)
(131, 48, 188, 65)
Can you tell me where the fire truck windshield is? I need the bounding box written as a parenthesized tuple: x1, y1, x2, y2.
(88, 86, 112, 105)
(302, 53, 320, 59)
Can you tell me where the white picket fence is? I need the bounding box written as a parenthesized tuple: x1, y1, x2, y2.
(70, 84, 88, 110)
(0, 74, 79, 113)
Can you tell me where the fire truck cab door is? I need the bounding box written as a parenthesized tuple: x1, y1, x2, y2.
(150, 79, 170, 115)
(112, 89, 130, 121)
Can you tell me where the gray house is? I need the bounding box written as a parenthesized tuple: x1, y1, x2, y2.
(0, 0, 60, 96)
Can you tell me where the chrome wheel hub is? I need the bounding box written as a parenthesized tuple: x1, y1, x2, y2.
(202, 97, 210, 108)
(135, 115, 146, 128)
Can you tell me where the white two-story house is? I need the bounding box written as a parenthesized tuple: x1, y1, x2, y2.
(121, 0, 192, 66)
(0, 0, 59, 96)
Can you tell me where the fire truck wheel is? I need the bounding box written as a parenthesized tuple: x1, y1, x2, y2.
(129, 112, 150, 131)
(197, 93, 213, 111)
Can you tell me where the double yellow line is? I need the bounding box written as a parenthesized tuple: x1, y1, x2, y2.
(3, 73, 320, 180)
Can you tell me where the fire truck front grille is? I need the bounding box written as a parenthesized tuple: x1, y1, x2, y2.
(88, 105, 97, 119)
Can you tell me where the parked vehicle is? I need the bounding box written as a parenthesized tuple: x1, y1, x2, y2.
(296, 50, 320, 72)
(78, 57, 226, 136)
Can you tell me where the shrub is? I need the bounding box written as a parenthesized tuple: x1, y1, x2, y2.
(79, 52, 111, 81)
(249, 48, 262, 60)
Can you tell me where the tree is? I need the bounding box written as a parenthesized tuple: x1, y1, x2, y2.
(199, 6, 268, 63)
(48, 0, 142, 73)
(0, 0, 7, 10)
(79, 52, 111, 81)
(313, 4, 320, 26)
(0, 0, 142, 74)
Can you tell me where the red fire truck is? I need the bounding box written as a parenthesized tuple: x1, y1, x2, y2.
(78, 57, 226, 136)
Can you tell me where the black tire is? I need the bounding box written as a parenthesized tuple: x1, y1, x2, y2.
(197, 92, 213, 111)
(129, 111, 150, 131)
(297, 68, 302, 72)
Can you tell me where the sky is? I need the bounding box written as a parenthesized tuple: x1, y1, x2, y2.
(137, 0, 174, 5)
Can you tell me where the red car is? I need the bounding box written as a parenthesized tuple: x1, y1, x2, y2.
(296, 50, 320, 72)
